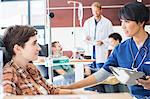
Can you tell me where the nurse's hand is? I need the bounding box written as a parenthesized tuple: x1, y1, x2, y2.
(137, 76, 150, 90)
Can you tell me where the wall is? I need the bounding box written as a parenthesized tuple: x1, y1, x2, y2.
(49, 0, 150, 27)
(0, 0, 46, 44)
(49, 0, 150, 50)
(0, 0, 46, 25)
(51, 26, 150, 50)
(0, 0, 150, 50)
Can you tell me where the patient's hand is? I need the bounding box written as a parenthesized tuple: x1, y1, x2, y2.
(57, 85, 71, 89)
(56, 85, 98, 94)
(57, 85, 98, 95)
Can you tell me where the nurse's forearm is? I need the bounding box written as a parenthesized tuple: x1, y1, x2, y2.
(93, 68, 111, 83)
(62, 68, 111, 89)
(64, 74, 97, 89)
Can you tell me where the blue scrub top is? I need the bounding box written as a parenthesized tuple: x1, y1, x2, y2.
(103, 34, 150, 97)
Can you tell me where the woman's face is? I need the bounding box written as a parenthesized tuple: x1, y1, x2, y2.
(121, 19, 141, 37)
(19, 35, 41, 62)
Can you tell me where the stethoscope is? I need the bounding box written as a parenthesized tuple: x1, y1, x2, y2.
(129, 38, 149, 71)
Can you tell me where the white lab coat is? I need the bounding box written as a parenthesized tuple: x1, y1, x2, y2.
(83, 15, 114, 63)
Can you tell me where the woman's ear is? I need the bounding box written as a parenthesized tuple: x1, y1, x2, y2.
(138, 21, 145, 27)
(13, 44, 22, 54)
(116, 40, 120, 44)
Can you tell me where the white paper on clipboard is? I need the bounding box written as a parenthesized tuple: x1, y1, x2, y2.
(109, 66, 145, 85)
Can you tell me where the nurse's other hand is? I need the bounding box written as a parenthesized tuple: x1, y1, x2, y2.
(137, 76, 150, 90)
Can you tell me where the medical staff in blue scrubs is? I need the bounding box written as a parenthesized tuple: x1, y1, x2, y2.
(60, 1, 150, 99)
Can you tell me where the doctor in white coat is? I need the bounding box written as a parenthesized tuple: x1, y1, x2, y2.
(84, 2, 114, 74)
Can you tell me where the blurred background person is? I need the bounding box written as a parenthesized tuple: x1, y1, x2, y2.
(107, 33, 122, 58)
(51, 41, 75, 85)
(84, 33, 129, 93)
(83, 1, 114, 92)
(84, 1, 114, 74)
(51, 41, 63, 58)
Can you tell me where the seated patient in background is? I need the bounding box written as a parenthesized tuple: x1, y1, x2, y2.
(105, 33, 129, 92)
(107, 32, 122, 58)
(84, 33, 122, 76)
(51, 41, 74, 76)
(84, 33, 128, 93)
(51, 41, 74, 85)
(2, 25, 92, 95)
(51, 41, 63, 57)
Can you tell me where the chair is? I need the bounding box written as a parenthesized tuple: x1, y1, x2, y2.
(36, 44, 49, 79)
(39, 44, 48, 57)
(0, 36, 11, 65)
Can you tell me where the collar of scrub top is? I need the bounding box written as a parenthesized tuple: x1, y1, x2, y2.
(130, 34, 150, 71)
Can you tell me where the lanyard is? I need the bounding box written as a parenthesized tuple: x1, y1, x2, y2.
(130, 46, 148, 71)
(129, 37, 149, 71)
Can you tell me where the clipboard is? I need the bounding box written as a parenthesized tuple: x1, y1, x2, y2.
(109, 66, 145, 85)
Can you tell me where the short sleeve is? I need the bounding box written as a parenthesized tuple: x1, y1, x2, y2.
(52, 65, 63, 70)
(102, 46, 119, 73)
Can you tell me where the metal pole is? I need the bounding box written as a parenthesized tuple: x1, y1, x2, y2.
(27, 0, 31, 25)
(73, 3, 76, 57)
(73, 3, 76, 28)
(68, 1, 83, 58)
(45, 0, 52, 83)
(47, 1, 52, 57)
